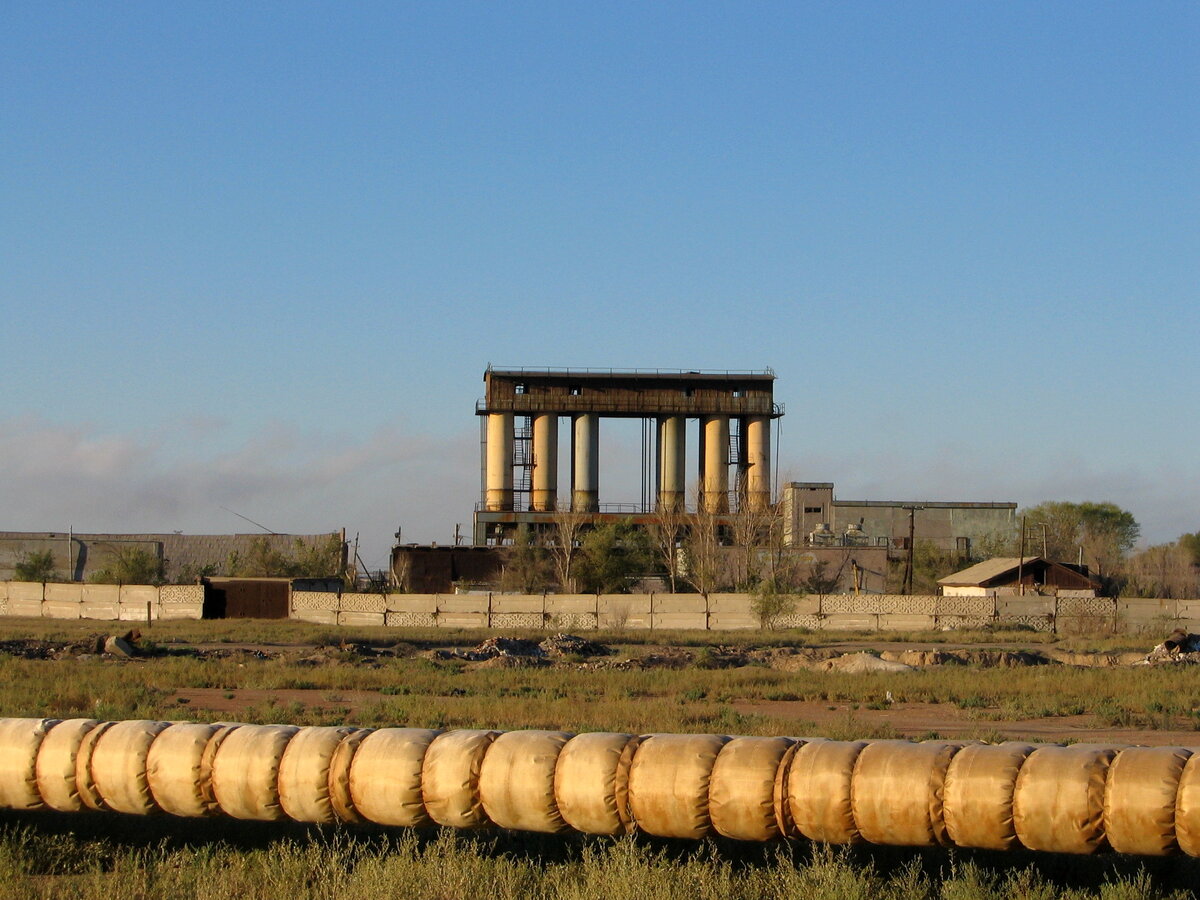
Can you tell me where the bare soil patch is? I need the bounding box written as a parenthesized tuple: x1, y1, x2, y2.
(734, 698, 1200, 746)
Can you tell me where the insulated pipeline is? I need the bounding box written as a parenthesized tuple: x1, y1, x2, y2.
(0, 717, 1196, 856)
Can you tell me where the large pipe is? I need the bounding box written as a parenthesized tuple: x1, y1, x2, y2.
(700, 415, 729, 513)
(484, 413, 514, 511)
(571, 414, 599, 512)
(743, 415, 770, 512)
(656, 416, 686, 512)
(1, 716, 1194, 857)
(531, 413, 558, 512)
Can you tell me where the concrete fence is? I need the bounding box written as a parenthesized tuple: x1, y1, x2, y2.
(1, 581, 1195, 634)
(0, 582, 204, 622)
(294, 589, 1200, 634)
(3, 716, 1200, 856)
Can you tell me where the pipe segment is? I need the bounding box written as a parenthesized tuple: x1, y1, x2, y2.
(0, 717, 1196, 857)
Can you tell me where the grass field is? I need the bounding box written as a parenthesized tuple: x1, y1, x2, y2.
(0, 617, 1198, 897)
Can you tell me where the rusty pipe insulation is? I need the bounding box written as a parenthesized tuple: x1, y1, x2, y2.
(2, 717, 1199, 856)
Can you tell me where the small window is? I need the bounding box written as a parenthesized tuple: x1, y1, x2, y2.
(515, 383, 527, 395)
(682, 388, 693, 398)
(732, 389, 743, 398)
(804, 506, 822, 514)
(569, 385, 581, 396)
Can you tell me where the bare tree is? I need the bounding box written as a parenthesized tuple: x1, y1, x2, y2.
(648, 501, 690, 592)
(548, 502, 588, 593)
(681, 487, 724, 598)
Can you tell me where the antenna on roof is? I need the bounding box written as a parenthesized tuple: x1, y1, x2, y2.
(219, 506, 278, 534)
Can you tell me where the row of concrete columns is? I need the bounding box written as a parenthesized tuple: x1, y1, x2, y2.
(484, 413, 770, 514)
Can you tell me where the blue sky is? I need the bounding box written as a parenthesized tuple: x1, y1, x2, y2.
(2, 2, 1196, 568)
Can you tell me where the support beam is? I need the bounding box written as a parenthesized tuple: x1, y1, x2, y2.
(531, 414, 559, 511)
(485, 413, 514, 511)
(657, 416, 686, 512)
(743, 415, 771, 512)
(572, 413, 599, 512)
(700, 415, 730, 514)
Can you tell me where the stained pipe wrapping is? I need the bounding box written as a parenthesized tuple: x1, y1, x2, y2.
(0, 718, 1198, 857)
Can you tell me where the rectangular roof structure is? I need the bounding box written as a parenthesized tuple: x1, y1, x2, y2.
(478, 366, 783, 418)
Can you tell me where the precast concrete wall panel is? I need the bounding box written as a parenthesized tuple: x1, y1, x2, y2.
(599, 596, 650, 629)
(491, 595, 545, 614)
(479, 730, 572, 833)
(708, 736, 795, 841)
(337, 611, 385, 627)
(628, 733, 730, 839)
(553, 732, 640, 835)
(708, 613, 761, 630)
(7, 582, 44, 604)
(877, 614, 936, 631)
(277, 726, 362, 823)
(942, 742, 1034, 850)
(349, 728, 442, 827)
(81, 584, 120, 619)
(1013, 745, 1117, 854)
(158, 603, 203, 620)
(878, 596, 937, 615)
(35, 718, 100, 812)
(159, 585, 204, 606)
(339, 593, 386, 613)
(211, 724, 299, 820)
(421, 729, 499, 828)
(44, 583, 83, 604)
(1103, 746, 1190, 856)
(7, 581, 43, 617)
(74, 721, 116, 810)
(290, 591, 340, 614)
(146, 723, 231, 817)
(89, 719, 170, 815)
(547, 595, 599, 629)
(787, 740, 868, 843)
(438, 613, 489, 628)
(42, 599, 82, 619)
(652, 613, 709, 630)
(822, 615, 878, 631)
(0, 718, 58, 809)
(294, 610, 339, 625)
(384, 594, 439, 613)
(851, 741, 963, 847)
(996, 597, 1055, 617)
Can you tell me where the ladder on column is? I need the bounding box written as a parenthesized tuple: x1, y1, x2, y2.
(513, 416, 533, 507)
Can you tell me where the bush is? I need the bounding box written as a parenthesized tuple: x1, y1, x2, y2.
(749, 582, 800, 629)
(13, 550, 59, 582)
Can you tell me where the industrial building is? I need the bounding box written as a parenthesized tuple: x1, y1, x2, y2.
(780, 482, 1017, 556)
(473, 366, 784, 545)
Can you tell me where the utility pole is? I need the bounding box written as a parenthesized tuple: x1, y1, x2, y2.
(1017, 516, 1027, 596)
(901, 505, 923, 594)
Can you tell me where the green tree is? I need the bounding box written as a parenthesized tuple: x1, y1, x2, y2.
(89, 547, 165, 585)
(748, 579, 800, 629)
(1179, 532, 1200, 567)
(1021, 501, 1140, 576)
(574, 520, 653, 594)
(227, 536, 344, 578)
(498, 528, 551, 593)
(13, 550, 59, 582)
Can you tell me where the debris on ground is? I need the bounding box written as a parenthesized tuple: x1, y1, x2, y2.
(434, 636, 546, 662)
(538, 633, 612, 658)
(1143, 630, 1200, 665)
(821, 652, 914, 674)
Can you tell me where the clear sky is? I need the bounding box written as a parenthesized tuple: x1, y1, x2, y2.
(2, 2, 1196, 569)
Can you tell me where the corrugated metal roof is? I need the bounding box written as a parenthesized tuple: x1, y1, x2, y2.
(937, 557, 1042, 587)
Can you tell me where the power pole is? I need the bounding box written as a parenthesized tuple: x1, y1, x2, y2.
(901, 505, 922, 594)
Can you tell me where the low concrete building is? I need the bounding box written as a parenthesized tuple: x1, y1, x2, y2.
(780, 482, 1017, 557)
(938, 557, 1102, 597)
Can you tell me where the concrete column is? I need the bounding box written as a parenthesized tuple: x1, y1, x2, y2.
(531, 413, 559, 511)
(700, 414, 729, 513)
(744, 415, 771, 511)
(572, 413, 599, 512)
(485, 412, 514, 511)
(657, 415, 686, 512)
